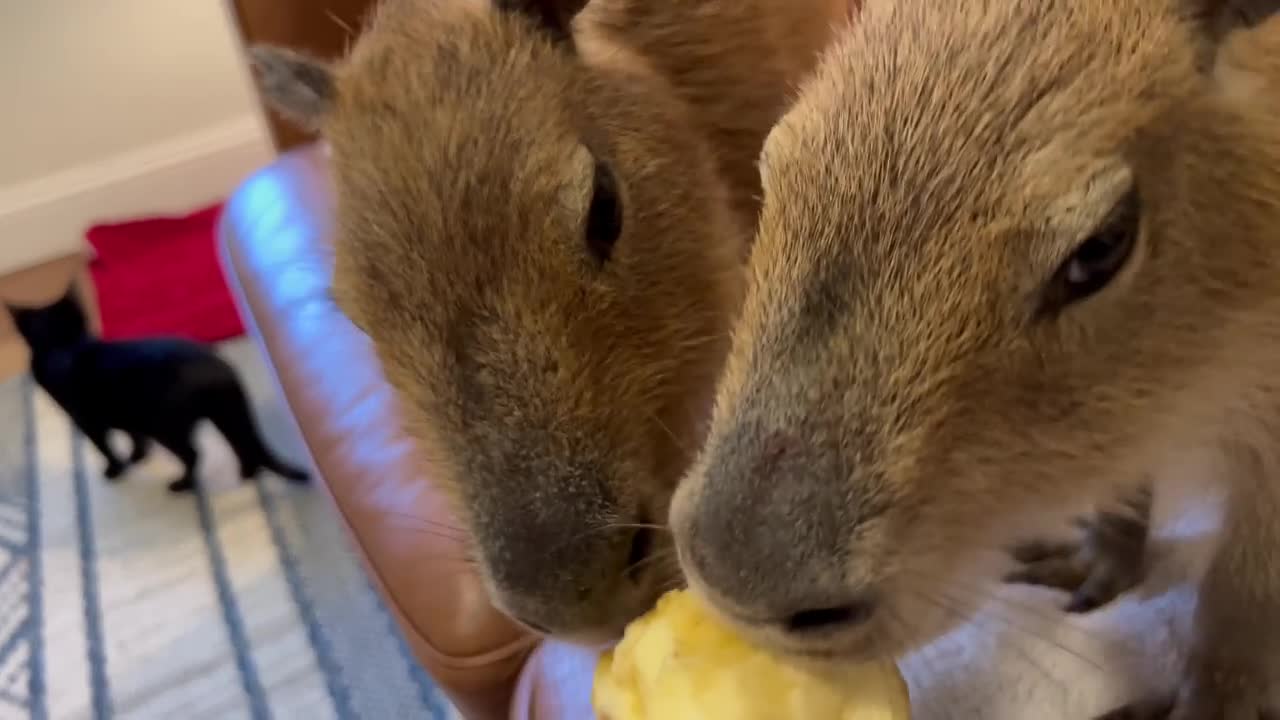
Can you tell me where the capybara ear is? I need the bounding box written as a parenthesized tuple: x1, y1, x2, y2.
(494, 0, 590, 45)
(1189, 0, 1279, 46)
(248, 46, 337, 133)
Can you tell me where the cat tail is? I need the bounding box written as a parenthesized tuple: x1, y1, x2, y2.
(207, 383, 311, 484)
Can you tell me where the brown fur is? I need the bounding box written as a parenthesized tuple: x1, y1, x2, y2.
(671, 1, 1280, 715)
(251, 0, 849, 643)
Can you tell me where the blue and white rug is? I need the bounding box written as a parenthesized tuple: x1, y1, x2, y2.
(0, 340, 456, 720)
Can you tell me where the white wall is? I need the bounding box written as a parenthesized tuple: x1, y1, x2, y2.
(0, 0, 276, 274)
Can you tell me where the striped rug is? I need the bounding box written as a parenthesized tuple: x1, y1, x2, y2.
(0, 340, 457, 720)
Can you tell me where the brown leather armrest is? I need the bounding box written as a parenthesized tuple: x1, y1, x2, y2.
(218, 144, 537, 719)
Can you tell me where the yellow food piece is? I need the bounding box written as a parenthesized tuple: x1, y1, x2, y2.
(593, 589, 911, 720)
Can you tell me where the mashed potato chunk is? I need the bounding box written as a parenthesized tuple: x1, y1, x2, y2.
(593, 590, 911, 720)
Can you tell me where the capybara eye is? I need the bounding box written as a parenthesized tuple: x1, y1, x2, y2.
(585, 160, 624, 264)
(1042, 186, 1140, 314)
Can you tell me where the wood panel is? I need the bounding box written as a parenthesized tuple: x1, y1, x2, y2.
(225, 0, 378, 152)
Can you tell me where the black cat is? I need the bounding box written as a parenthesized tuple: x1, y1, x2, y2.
(7, 287, 310, 493)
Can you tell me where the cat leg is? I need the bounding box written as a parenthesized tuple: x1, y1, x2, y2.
(83, 426, 128, 481)
(154, 432, 199, 494)
(127, 433, 152, 464)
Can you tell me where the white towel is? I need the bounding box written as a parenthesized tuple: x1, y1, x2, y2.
(901, 487, 1221, 719)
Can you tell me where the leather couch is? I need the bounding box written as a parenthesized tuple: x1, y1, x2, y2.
(219, 144, 601, 720)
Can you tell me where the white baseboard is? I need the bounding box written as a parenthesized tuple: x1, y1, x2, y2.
(0, 115, 275, 275)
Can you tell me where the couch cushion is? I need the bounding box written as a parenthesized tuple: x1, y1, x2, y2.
(219, 144, 539, 720)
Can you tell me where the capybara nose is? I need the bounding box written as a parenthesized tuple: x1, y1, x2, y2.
(778, 595, 878, 635)
(675, 424, 870, 628)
